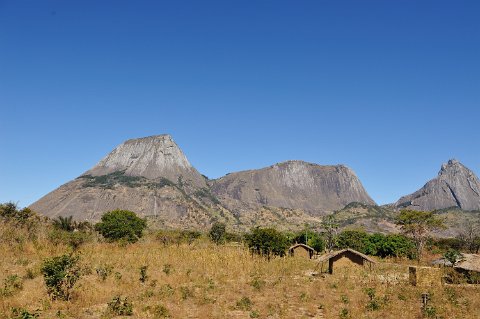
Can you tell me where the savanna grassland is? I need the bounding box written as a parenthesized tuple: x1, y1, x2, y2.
(1, 220, 479, 319)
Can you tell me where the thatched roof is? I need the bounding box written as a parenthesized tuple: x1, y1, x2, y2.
(432, 253, 480, 272)
(289, 243, 315, 252)
(455, 254, 480, 272)
(317, 248, 376, 264)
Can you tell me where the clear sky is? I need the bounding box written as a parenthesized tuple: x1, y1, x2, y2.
(1, 0, 479, 207)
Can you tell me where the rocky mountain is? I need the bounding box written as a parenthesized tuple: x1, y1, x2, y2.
(395, 159, 480, 211)
(29, 135, 376, 230)
(85, 135, 207, 190)
(29, 135, 224, 227)
(211, 160, 375, 214)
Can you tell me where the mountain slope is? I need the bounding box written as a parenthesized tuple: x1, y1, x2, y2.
(29, 135, 217, 226)
(396, 159, 480, 211)
(211, 160, 375, 215)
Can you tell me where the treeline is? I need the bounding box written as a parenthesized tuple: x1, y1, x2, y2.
(1, 202, 477, 261)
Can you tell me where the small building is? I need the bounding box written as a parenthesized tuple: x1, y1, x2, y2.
(317, 248, 376, 274)
(432, 253, 480, 284)
(288, 243, 316, 259)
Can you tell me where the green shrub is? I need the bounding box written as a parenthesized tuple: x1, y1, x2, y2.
(41, 254, 81, 300)
(245, 227, 289, 259)
(48, 229, 91, 250)
(337, 230, 369, 252)
(10, 308, 39, 319)
(153, 304, 170, 318)
(1, 275, 23, 296)
(106, 296, 133, 316)
(236, 296, 253, 311)
(139, 265, 148, 283)
(52, 216, 75, 232)
(94, 210, 146, 243)
(96, 264, 113, 281)
(209, 222, 226, 245)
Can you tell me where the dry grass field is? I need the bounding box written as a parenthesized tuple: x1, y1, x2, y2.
(1, 226, 479, 319)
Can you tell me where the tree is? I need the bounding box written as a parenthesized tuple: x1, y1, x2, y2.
(396, 210, 445, 261)
(94, 210, 147, 243)
(320, 215, 338, 252)
(209, 222, 226, 245)
(245, 227, 289, 259)
(337, 230, 369, 252)
(444, 249, 464, 266)
(457, 222, 480, 253)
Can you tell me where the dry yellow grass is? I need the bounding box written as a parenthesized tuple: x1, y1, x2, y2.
(1, 228, 479, 319)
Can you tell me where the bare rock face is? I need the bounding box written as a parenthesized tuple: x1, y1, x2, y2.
(85, 135, 207, 189)
(396, 159, 480, 211)
(211, 160, 375, 215)
(29, 135, 211, 224)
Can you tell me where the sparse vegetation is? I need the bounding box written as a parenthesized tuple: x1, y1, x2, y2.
(1, 202, 479, 318)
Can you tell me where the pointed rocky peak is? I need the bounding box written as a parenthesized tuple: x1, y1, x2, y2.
(396, 160, 480, 211)
(84, 134, 206, 188)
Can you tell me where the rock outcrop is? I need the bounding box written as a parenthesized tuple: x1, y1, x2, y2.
(29, 135, 213, 224)
(211, 160, 375, 215)
(396, 159, 480, 211)
(85, 135, 207, 189)
(30, 135, 376, 229)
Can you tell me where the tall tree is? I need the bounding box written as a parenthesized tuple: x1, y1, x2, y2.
(320, 215, 339, 252)
(396, 210, 445, 261)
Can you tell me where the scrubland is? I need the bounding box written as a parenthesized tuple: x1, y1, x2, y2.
(1, 224, 479, 319)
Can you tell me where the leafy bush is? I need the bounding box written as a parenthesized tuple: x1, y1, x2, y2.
(236, 296, 253, 311)
(106, 296, 133, 316)
(95, 210, 146, 243)
(245, 227, 289, 259)
(209, 222, 226, 245)
(139, 265, 148, 283)
(10, 308, 39, 319)
(41, 254, 81, 300)
(48, 229, 91, 250)
(1, 274, 23, 296)
(337, 230, 369, 252)
(0, 202, 39, 232)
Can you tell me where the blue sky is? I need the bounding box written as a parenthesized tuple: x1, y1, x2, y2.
(1, 0, 479, 207)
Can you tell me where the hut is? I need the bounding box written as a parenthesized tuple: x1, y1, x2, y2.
(317, 248, 376, 274)
(432, 253, 480, 283)
(288, 243, 316, 259)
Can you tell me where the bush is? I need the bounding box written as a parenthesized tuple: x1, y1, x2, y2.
(245, 227, 289, 259)
(10, 308, 39, 319)
(209, 222, 226, 245)
(106, 296, 133, 316)
(94, 210, 146, 243)
(41, 254, 81, 300)
(48, 229, 91, 250)
(337, 230, 369, 252)
(1, 274, 23, 296)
